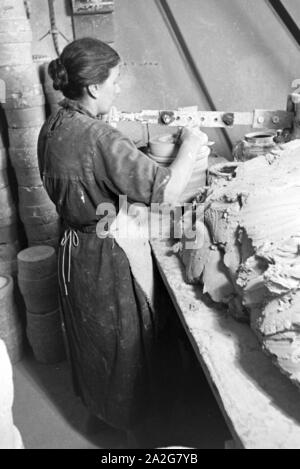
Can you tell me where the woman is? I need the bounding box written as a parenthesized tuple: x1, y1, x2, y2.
(38, 37, 209, 445)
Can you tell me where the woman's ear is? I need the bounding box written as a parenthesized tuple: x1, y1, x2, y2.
(86, 84, 100, 100)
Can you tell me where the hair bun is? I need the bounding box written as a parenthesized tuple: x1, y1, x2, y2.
(48, 58, 69, 91)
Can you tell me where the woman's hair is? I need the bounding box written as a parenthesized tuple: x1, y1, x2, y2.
(48, 37, 120, 100)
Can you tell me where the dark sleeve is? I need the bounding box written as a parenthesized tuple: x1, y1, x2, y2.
(94, 127, 171, 205)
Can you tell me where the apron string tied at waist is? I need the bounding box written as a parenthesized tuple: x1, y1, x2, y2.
(60, 228, 79, 296)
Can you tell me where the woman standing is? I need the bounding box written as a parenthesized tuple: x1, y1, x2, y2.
(38, 37, 209, 446)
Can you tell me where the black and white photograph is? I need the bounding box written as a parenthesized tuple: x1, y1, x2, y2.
(0, 0, 300, 452)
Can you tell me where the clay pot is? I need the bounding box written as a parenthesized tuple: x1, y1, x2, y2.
(0, 63, 40, 95)
(26, 309, 65, 364)
(147, 152, 175, 167)
(0, 214, 17, 228)
(0, 221, 18, 244)
(208, 162, 240, 186)
(17, 245, 57, 280)
(0, 186, 16, 219)
(233, 131, 278, 162)
(8, 127, 41, 148)
(3, 84, 45, 110)
(0, 43, 32, 67)
(149, 135, 177, 159)
(30, 236, 60, 249)
(23, 219, 61, 244)
(19, 204, 58, 225)
(18, 273, 59, 313)
(18, 185, 51, 207)
(5, 106, 46, 128)
(14, 166, 42, 187)
(0, 17, 32, 43)
(0, 241, 20, 276)
(9, 146, 38, 168)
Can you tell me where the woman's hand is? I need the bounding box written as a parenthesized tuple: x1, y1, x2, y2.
(180, 127, 210, 160)
(180, 126, 209, 149)
(196, 144, 211, 160)
(164, 127, 210, 204)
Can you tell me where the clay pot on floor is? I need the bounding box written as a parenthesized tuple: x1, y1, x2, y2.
(17, 245, 57, 278)
(17, 245, 59, 314)
(30, 236, 60, 250)
(18, 273, 59, 314)
(26, 309, 65, 364)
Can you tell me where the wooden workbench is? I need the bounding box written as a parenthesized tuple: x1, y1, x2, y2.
(151, 239, 300, 449)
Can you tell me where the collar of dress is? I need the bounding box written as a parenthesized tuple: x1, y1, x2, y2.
(59, 98, 98, 119)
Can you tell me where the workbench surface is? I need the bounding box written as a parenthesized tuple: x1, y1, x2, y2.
(151, 239, 300, 449)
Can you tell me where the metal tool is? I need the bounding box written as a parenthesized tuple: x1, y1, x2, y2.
(106, 106, 294, 130)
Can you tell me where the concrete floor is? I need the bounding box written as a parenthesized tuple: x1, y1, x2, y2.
(12, 334, 231, 449)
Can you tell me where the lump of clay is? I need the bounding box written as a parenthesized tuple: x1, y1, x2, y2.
(178, 140, 300, 386)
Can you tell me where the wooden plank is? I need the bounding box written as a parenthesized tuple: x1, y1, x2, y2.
(150, 239, 300, 449)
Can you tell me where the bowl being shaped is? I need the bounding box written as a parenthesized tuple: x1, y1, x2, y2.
(149, 135, 177, 158)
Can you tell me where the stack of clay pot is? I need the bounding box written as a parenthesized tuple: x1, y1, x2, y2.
(0, 0, 61, 249)
(0, 115, 22, 302)
(0, 121, 19, 257)
(17, 246, 65, 364)
(0, 275, 23, 363)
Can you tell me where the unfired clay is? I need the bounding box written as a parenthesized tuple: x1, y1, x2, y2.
(178, 140, 300, 386)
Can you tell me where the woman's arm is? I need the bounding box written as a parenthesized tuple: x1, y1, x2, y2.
(164, 127, 210, 205)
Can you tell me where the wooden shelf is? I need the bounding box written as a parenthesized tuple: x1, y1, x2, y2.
(151, 239, 300, 449)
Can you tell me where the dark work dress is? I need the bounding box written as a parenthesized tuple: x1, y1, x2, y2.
(37, 99, 175, 431)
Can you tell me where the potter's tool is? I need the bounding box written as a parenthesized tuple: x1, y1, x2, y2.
(106, 106, 294, 131)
